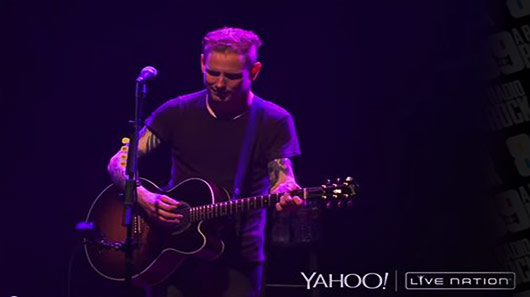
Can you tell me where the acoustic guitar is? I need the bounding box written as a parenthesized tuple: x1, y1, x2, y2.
(84, 176, 358, 286)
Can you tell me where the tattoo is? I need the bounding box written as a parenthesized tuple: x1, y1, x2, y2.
(140, 127, 161, 155)
(268, 158, 296, 192)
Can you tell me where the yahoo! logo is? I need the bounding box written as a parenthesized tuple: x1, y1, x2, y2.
(301, 272, 390, 290)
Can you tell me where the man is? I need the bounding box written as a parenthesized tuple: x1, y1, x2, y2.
(108, 27, 302, 297)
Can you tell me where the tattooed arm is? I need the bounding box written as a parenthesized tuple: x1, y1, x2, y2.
(268, 158, 303, 211)
(107, 127, 182, 224)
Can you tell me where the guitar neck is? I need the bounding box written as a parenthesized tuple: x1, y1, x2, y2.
(186, 187, 323, 222)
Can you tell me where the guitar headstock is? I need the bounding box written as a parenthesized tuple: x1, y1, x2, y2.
(119, 137, 130, 167)
(319, 176, 359, 208)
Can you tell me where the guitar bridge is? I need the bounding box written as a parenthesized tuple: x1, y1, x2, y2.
(85, 237, 139, 251)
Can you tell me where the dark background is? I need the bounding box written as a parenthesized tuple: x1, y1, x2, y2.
(1, 1, 505, 296)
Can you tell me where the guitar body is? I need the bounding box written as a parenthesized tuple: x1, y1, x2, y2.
(84, 177, 229, 286)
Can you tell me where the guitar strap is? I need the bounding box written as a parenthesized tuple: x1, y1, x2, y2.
(233, 96, 263, 234)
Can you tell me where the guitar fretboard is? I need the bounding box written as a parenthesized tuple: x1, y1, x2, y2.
(184, 189, 311, 222)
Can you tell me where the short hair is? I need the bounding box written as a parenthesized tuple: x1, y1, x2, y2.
(202, 27, 262, 68)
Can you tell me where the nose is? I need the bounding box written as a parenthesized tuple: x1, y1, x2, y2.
(214, 74, 226, 88)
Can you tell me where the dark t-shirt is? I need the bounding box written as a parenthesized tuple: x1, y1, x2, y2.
(145, 89, 301, 263)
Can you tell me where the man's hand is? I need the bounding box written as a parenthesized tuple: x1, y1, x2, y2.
(268, 158, 303, 212)
(273, 181, 304, 211)
(137, 186, 183, 225)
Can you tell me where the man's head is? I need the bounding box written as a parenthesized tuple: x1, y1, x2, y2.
(201, 27, 262, 105)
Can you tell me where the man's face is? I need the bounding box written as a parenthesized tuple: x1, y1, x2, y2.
(201, 50, 252, 104)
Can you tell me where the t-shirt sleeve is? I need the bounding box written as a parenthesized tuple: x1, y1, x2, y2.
(264, 113, 301, 162)
(144, 98, 180, 144)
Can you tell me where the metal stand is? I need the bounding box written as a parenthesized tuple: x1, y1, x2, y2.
(122, 81, 147, 293)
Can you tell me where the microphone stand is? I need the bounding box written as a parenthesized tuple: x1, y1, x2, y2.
(122, 80, 148, 294)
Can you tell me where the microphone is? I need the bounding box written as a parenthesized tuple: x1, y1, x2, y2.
(136, 66, 158, 83)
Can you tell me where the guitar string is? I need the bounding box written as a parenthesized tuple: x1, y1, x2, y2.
(179, 190, 312, 222)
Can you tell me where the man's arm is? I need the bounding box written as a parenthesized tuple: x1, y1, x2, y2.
(268, 158, 303, 211)
(107, 127, 182, 224)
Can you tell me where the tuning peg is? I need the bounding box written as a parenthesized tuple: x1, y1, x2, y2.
(321, 195, 327, 200)
(332, 194, 338, 199)
(345, 176, 353, 182)
(326, 179, 331, 185)
(342, 194, 349, 199)
(121, 137, 130, 144)
(336, 178, 341, 183)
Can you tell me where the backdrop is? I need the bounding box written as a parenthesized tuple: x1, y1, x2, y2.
(1, 1, 504, 296)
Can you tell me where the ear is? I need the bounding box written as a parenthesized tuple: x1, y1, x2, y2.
(201, 54, 206, 73)
(250, 62, 262, 81)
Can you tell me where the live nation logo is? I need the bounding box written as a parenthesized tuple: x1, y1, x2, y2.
(405, 272, 516, 290)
